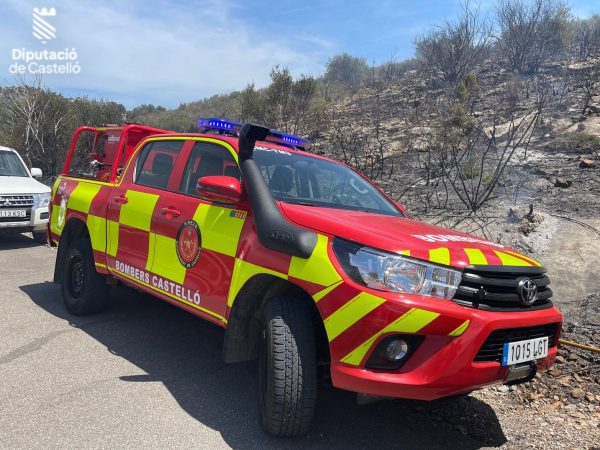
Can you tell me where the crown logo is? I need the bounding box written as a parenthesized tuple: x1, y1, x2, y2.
(32, 7, 57, 44)
(33, 7, 56, 16)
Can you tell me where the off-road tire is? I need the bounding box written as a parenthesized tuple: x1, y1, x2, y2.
(257, 295, 318, 437)
(32, 231, 46, 244)
(60, 237, 110, 315)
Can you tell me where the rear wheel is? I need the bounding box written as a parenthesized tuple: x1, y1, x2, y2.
(257, 295, 318, 437)
(32, 231, 46, 244)
(60, 237, 110, 315)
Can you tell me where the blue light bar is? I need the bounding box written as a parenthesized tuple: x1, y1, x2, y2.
(197, 117, 311, 150)
(265, 130, 311, 150)
(198, 118, 242, 133)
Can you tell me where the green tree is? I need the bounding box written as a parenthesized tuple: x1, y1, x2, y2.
(324, 53, 369, 87)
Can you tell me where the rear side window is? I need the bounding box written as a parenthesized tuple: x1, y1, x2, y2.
(134, 140, 183, 190)
(179, 142, 239, 196)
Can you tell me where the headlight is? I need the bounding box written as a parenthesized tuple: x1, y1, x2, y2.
(35, 193, 51, 208)
(332, 239, 462, 299)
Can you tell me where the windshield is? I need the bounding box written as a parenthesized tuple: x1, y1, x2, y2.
(253, 147, 401, 216)
(0, 151, 29, 177)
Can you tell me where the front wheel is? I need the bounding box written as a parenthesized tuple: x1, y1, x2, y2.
(257, 295, 318, 437)
(60, 237, 110, 315)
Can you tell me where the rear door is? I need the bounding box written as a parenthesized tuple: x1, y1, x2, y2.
(105, 139, 185, 278)
(148, 139, 246, 321)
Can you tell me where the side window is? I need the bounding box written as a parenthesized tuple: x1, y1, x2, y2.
(179, 142, 239, 196)
(134, 140, 183, 190)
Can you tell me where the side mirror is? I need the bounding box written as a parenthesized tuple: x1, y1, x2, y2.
(31, 168, 42, 178)
(197, 176, 242, 204)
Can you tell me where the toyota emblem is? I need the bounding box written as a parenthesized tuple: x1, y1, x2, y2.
(517, 278, 538, 306)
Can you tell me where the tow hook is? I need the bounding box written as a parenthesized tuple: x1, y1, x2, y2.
(505, 361, 537, 385)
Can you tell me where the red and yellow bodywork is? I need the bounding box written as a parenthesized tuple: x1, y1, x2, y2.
(50, 127, 562, 401)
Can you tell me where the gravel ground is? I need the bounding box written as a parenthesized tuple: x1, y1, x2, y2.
(418, 294, 600, 449)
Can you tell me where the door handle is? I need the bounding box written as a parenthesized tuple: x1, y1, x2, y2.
(160, 207, 181, 218)
(113, 195, 128, 205)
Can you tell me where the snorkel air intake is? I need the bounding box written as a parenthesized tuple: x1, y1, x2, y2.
(237, 123, 317, 259)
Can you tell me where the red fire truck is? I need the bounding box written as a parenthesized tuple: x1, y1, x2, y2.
(49, 119, 562, 437)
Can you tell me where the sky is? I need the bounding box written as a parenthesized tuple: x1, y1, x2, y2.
(0, 0, 597, 108)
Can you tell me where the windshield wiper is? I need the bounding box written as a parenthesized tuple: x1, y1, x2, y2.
(281, 199, 323, 208)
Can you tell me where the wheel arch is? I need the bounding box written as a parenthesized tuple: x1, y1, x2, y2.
(53, 218, 90, 284)
(223, 274, 329, 367)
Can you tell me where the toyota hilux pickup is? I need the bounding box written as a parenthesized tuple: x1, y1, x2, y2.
(0, 145, 51, 243)
(49, 119, 562, 437)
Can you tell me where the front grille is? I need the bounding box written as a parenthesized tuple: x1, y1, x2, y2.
(0, 195, 34, 208)
(0, 195, 34, 223)
(474, 323, 560, 363)
(453, 265, 553, 311)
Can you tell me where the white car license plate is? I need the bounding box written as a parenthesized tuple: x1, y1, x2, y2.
(0, 209, 26, 218)
(502, 337, 548, 366)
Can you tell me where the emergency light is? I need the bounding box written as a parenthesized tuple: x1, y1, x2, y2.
(197, 118, 311, 150)
(198, 118, 241, 133)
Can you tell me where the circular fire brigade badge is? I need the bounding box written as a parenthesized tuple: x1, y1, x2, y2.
(176, 220, 202, 268)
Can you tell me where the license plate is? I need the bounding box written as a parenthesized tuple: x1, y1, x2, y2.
(0, 209, 26, 218)
(502, 337, 548, 366)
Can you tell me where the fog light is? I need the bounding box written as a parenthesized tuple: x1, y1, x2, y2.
(365, 334, 424, 371)
(385, 339, 409, 361)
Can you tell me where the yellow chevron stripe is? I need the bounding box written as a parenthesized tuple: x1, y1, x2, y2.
(341, 308, 439, 366)
(324, 292, 386, 342)
(448, 320, 470, 336)
(227, 259, 287, 307)
(313, 280, 343, 302)
(503, 250, 541, 267)
(464, 248, 487, 265)
(494, 250, 533, 267)
(429, 247, 450, 265)
(288, 234, 343, 287)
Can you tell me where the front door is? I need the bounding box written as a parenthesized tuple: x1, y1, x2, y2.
(148, 139, 247, 321)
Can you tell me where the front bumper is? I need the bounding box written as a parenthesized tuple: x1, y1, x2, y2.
(327, 287, 562, 400)
(0, 206, 49, 233)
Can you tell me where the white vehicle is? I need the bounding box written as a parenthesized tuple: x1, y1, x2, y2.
(0, 146, 51, 243)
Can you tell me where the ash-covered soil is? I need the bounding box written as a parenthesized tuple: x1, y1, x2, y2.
(399, 138, 600, 448)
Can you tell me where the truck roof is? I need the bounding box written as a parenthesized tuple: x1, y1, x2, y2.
(149, 132, 337, 164)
